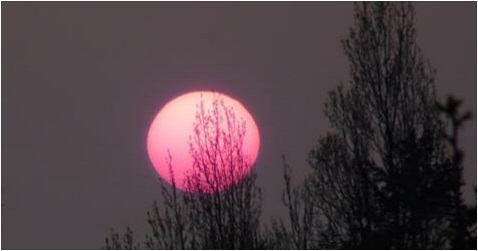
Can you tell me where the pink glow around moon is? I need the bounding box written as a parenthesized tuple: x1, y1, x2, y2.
(147, 91, 260, 193)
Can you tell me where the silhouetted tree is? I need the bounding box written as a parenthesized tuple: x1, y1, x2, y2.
(105, 155, 191, 250)
(104, 93, 263, 249)
(437, 96, 475, 249)
(270, 155, 319, 249)
(104, 227, 139, 250)
(181, 94, 263, 249)
(142, 155, 188, 249)
(304, 2, 472, 249)
(464, 186, 477, 249)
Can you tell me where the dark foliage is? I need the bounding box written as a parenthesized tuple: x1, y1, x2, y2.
(303, 2, 475, 249)
(437, 96, 475, 249)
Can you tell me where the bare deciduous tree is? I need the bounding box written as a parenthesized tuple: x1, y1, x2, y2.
(105, 93, 262, 249)
(270, 155, 319, 249)
(182, 93, 262, 249)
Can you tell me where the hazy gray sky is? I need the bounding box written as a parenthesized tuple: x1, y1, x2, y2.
(2, 2, 476, 249)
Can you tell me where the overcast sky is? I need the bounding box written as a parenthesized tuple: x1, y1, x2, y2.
(2, 2, 476, 249)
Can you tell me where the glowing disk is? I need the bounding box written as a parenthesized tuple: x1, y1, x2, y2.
(147, 91, 260, 193)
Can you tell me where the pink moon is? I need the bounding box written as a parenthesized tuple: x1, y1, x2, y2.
(147, 91, 260, 193)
